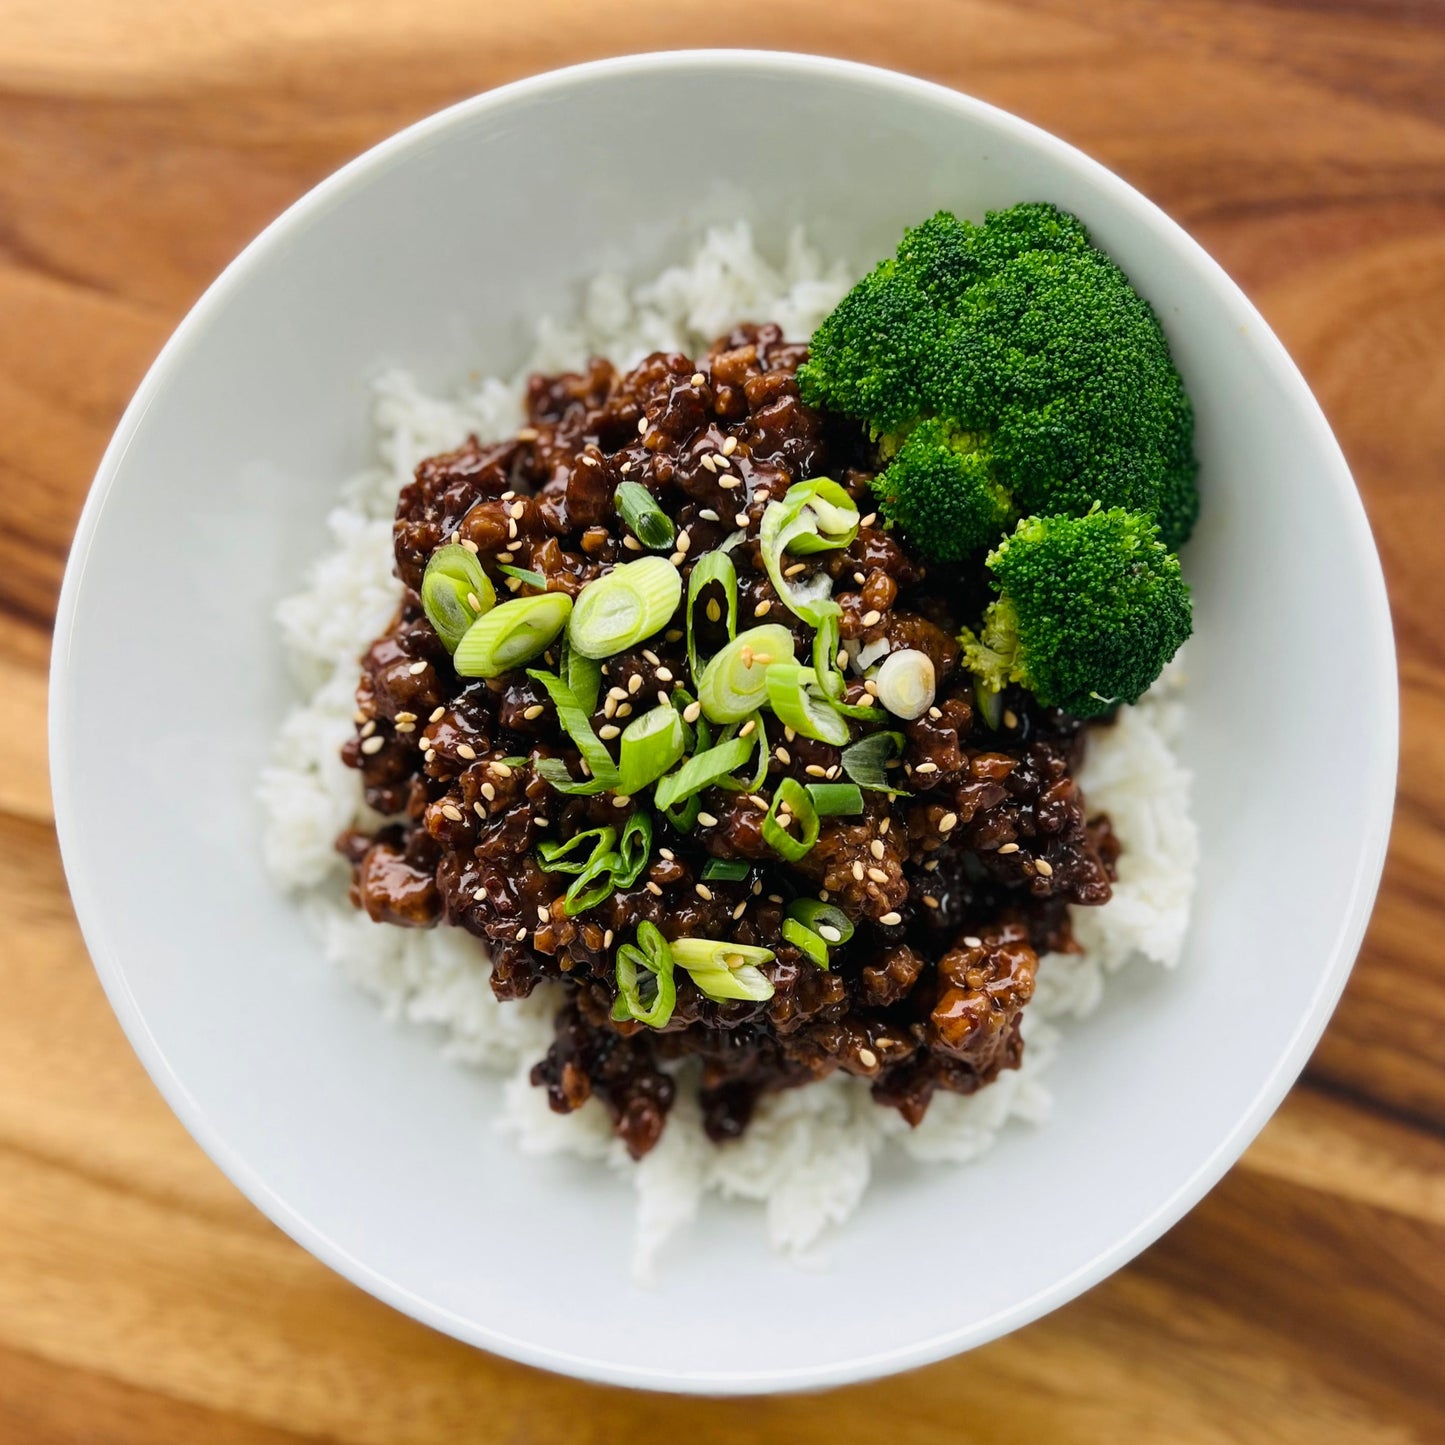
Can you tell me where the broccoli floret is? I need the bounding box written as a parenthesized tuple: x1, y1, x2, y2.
(799, 204, 1199, 558)
(871, 418, 1015, 561)
(960, 509, 1192, 717)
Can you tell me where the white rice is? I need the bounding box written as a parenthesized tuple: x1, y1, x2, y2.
(258, 224, 1197, 1282)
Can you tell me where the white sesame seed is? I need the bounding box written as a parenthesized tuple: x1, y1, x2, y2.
(522, 704, 545, 720)
(424, 750, 436, 764)
(695, 811, 717, 828)
(853, 572, 866, 585)
(508, 500, 525, 520)
(719, 476, 741, 489)
(964, 935, 983, 948)
(922, 895, 940, 909)
(825, 764, 841, 779)
(698, 507, 720, 522)
(460, 538, 480, 554)
(863, 679, 880, 697)
(732, 900, 748, 920)
(599, 724, 621, 740)
(858, 1047, 878, 1068)
(656, 689, 670, 708)
(620, 461, 633, 474)
(1035, 858, 1055, 877)
(637, 415, 649, 434)
(653, 667, 673, 685)
(749, 794, 769, 809)
(360, 735, 385, 755)
(507, 519, 518, 540)
(695, 884, 713, 901)
(818, 924, 842, 943)
(353, 710, 367, 725)
(474, 801, 487, 818)
(705, 599, 722, 623)
(928, 706, 942, 720)
(359, 719, 377, 739)
(805, 764, 827, 778)
(939, 812, 958, 833)
(613, 794, 633, 808)
(515, 926, 528, 940)
(713, 453, 730, 470)
(456, 743, 477, 760)
(722, 435, 738, 456)
(683, 701, 702, 724)
(870, 840, 885, 860)
(739, 719, 756, 738)
(700, 452, 717, 473)
(867, 866, 889, 883)
(676, 530, 691, 554)
(645, 881, 663, 896)
(784, 726, 797, 742)
(492, 762, 513, 777)
(734, 512, 750, 527)
(879, 911, 902, 926)
(603, 929, 615, 948)
(784, 562, 807, 577)
(915, 761, 939, 774)
(642, 649, 660, 666)
(691, 371, 706, 386)
(852, 861, 865, 881)
(408, 661, 428, 676)
(879, 818, 890, 834)
(1004, 709, 1019, 728)
(627, 674, 643, 695)
(861, 609, 882, 628)
(775, 747, 791, 765)
(440, 803, 464, 821)
(998, 842, 1020, 854)
(668, 551, 684, 566)
(616, 702, 633, 718)
(860, 513, 877, 528)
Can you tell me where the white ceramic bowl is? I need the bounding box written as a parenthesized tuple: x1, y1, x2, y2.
(51, 52, 1396, 1393)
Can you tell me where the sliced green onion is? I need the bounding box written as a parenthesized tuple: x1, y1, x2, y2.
(812, 603, 845, 700)
(617, 704, 688, 795)
(761, 777, 820, 862)
(612, 921, 676, 1028)
(653, 733, 757, 812)
(497, 564, 547, 589)
(526, 670, 619, 794)
(701, 859, 750, 882)
(782, 918, 831, 969)
(713, 713, 768, 793)
(780, 478, 860, 556)
(663, 793, 702, 834)
(455, 593, 572, 677)
(671, 937, 776, 1003)
(839, 730, 909, 795)
(560, 635, 602, 716)
(875, 648, 936, 721)
(614, 481, 676, 551)
(537, 826, 617, 875)
(806, 782, 864, 816)
(974, 675, 1004, 731)
(758, 478, 859, 626)
(421, 544, 496, 652)
(685, 550, 739, 685)
(764, 663, 851, 746)
(786, 897, 855, 945)
(569, 556, 681, 659)
(564, 849, 622, 914)
(614, 811, 653, 888)
(698, 624, 795, 724)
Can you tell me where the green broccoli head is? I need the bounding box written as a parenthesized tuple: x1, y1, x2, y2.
(960, 508, 1192, 717)
(798, 205, 1199, 557)
(871, 418, 1015, 561)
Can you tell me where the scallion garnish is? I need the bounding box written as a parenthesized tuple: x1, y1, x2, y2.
(839, 730, 909, 794)
(568, 556, 682, 659)
(526, 670, 620, 794)
(564, 847, 624, 913)
(614, 481, 676, 551)
(671, 937, 776, 1003)
(421, 544, 496, 652)
(611, 921, 676, 1028)
(764, 662, 851, 746)
(618, 701, 688, 796)
(761, 777, 820, 862)
(614, 810, 653, 888)
(875, 647, 936, 720)
(806, 782, 864, 816)
(454, 592, 572, 677)
(758, 478, 859, 625)
(782, 918, 831, 968)
(497, 564, 548, 589)
(560, 634, 603, 716)
(685, 550, 739, 684)
(713, 713, 768, 793)
(701, 859, 750, 882)
(698, 624, 795, 724)
(786, 897, 855, 945)
(537, 826, 617, 875)
(652, 732, 757, 812)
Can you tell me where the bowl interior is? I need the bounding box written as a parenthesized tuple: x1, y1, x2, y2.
(51, 53, 1395, 1392)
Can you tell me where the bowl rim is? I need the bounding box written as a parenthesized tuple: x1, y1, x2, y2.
(49, 48, 1398, 1395)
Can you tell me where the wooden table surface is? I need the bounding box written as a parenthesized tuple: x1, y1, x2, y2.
(4, 1, 1444, 1439)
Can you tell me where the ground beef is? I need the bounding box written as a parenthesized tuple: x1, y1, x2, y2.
(338, 323, 1117, 1155)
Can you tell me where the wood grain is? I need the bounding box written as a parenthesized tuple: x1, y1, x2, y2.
(2, 0, 1442, 1438)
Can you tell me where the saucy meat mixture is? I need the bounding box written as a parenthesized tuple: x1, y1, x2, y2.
(339, 324, 1119, 1158)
